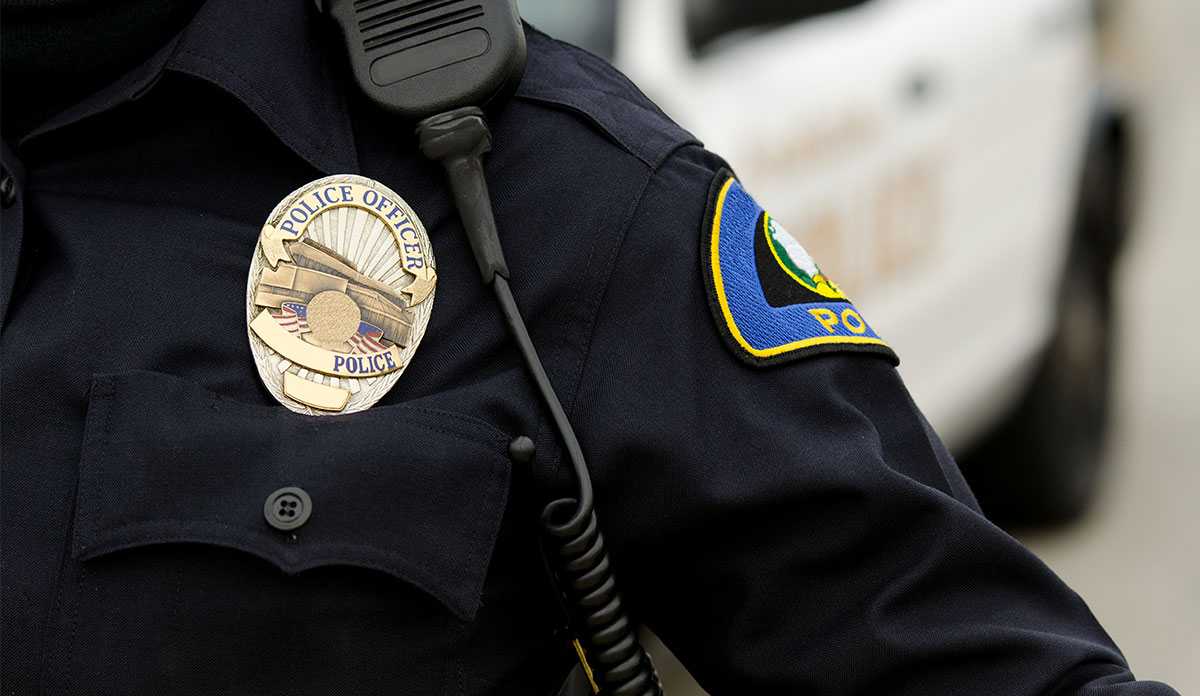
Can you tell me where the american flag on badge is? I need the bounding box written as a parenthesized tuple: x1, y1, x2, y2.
(272, 302, 311, 335)
(350, 321, 387, 354)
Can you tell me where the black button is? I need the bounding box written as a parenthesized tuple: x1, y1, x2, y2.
(1, 170, 15, 208)
(508, 436, 536, 463)
(264, 486, 312, 531)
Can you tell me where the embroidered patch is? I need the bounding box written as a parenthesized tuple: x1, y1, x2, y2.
(701, 169, 897, 366)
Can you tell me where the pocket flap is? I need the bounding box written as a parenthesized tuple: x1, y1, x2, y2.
(72, 371, 512, 621)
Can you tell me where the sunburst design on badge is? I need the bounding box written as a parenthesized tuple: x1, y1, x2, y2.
(246, 174, 436, 415)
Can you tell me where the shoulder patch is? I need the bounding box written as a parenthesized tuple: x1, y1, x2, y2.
(701, 169, 898, 366)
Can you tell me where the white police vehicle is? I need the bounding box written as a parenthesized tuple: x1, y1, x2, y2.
(519, 0, 1130, 523)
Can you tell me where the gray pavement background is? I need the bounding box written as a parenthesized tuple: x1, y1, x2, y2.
(652, 1, 1199, 693)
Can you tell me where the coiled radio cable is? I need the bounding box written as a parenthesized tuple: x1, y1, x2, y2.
(419, 108, 662, 696)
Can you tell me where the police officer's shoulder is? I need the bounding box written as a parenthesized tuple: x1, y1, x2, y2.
(513, 25, 700, 171)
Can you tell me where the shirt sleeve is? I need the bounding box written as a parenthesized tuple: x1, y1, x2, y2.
(567, 144, 1178, 695)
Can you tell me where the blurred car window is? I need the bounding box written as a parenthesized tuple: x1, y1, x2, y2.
(685, 0, 874, 53)
(517, 0, 617, 61)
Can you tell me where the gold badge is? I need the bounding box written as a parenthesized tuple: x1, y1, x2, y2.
(246, 175, 436, 414)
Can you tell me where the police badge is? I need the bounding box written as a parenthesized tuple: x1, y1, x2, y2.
(246, 175, 436, 414)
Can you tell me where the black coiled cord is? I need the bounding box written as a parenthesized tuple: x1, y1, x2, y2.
(541, 498, 661, 696)
(418, 109, 662, 696)
(493, 277, 661, 696)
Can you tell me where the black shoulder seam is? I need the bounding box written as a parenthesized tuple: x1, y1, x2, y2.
(560, 153, 659, 416)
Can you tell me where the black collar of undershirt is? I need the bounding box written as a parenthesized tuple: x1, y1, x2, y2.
(1, 0, 206, 138)
(2, 0, 359, 175)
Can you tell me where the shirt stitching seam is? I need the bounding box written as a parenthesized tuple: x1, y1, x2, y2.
(557, 157, 644, 415)
(563, 158, 657, 416)
(564, 142, 707, 418)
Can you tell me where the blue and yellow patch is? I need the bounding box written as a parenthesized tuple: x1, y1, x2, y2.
(701, 170, 898, 366)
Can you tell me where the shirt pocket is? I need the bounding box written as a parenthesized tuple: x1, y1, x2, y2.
(61, 370, 515, 694)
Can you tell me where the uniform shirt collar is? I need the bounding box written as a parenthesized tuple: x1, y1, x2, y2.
(18, 0, 358, 175)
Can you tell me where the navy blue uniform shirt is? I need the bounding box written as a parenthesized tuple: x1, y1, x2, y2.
(0, 2, 1179, 694)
